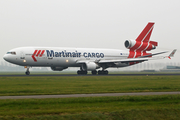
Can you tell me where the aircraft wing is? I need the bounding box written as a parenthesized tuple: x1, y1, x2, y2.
(76, 56, 162, 64)
(76, 49, 177, 64)
(99, 49, 177, 64)
(98, 57, 160, 63)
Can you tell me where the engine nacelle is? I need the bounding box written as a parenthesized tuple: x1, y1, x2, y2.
(51, 66, 68, 71)
(124, 40, 157, 51)
(82, 62, 100, 71)
(124, 40, 136, 49)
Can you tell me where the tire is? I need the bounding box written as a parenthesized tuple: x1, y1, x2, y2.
(25, 71, 30, 75)
(77, 70, 87, 75)
(92, 70, 97, 75)
(98, 70, 108, 75)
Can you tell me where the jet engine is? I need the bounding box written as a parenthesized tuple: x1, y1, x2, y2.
(51, 67, 68, 71)
(82, 62, 100, 71)
(124, 40, 157, 51)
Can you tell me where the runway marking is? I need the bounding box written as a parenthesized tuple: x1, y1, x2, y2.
(0, 92, 180, 99)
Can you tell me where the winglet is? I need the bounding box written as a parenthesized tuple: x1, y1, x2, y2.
(168, 49, 177, 59)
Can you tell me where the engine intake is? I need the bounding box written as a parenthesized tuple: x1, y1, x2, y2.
(125, 40, 136, 49)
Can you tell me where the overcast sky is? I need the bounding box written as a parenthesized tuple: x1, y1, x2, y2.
(0, 0, 179, 64)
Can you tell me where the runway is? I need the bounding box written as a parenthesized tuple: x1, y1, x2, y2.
(0, 73, 180, 77)
(0, 92, 179, 99)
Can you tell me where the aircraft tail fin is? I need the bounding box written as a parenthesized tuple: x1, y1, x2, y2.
(136, 22, 154, 42)
(127, 22, 158, 60)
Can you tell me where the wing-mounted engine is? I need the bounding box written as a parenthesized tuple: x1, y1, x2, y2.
(51, 66, 68, 71)
(82, 62, 100, 71)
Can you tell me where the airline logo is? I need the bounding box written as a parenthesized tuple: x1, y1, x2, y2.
(32, 50, 45, 62)
(32, 50, 104, 62)
(46, 50, 104, 58)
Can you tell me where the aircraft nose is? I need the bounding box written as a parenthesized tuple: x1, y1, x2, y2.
(3, 54, 9, 62)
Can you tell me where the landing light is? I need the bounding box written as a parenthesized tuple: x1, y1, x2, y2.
(23, 60, 26, 62)
(66, 60, 69, 62)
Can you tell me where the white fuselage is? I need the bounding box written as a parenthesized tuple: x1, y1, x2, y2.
(3, 47, 130, 68)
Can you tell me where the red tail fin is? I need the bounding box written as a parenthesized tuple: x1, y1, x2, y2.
(136, 22, 154, 42)
(128, 22, 158, 64)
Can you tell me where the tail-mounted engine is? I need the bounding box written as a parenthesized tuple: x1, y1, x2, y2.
(124, 22, 157, 60)
(124, 40, 158, 51)
(124, 40, 158, 58)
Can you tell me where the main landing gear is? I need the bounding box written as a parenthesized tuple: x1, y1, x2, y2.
(97, 70, 108, 75)
(77, 70, 87, 75)
(91, 70, 108, 75)
(91, 70, 97, 75)
(77, 70, 109, 75)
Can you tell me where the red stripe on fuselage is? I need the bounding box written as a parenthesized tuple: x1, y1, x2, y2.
(39, 50, 45, 57)
(128, 50, 136, 58)
(36, 50, 41, 57)
(32, 50, 38, 62)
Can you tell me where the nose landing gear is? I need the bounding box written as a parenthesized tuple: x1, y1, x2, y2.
(25, 66, 30, 75)
(25, 71, 30, 75)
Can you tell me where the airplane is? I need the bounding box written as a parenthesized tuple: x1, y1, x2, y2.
(3, 22, 177, 75)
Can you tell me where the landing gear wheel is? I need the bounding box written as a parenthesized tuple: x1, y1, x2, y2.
(98, 70, 102, 75)
(91, 70, 97, 75)
(104, 70, 108, 75)
(98, 70, 108, 75)
(77, 70, 87, 75)
(25, 71, 30, 75)
(25, 67, 30, 75)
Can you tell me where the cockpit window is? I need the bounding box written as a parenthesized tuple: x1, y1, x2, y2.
(7, 52, 16, 55)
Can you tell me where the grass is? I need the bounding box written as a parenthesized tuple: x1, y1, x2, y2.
(0, 75, 180, 119)
(0, 95, 180, 119)
(0, 76, 180, 96)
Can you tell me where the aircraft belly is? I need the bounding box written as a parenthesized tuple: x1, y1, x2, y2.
(46, 57, 79, 67)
